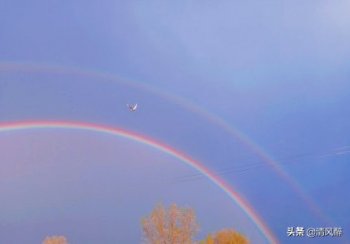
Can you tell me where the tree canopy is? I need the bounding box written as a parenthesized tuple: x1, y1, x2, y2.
(142, 203, 199, 244)
(42, 236, 68, 244)
(142, 204, 249, 244)
(201, 229, 249, 244)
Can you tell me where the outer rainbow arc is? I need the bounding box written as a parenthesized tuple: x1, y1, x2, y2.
(0, 120, 279, 244)
(0, 62, 330, 226)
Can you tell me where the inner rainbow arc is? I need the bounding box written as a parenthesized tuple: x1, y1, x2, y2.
(0, 120, 279, 244)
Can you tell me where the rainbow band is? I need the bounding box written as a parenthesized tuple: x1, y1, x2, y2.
(0, 62, 329, 225)
(0, 120, 279, 244)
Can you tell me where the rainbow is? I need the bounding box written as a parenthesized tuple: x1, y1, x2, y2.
(0, 61, 331, 225)
(0, 120, 279, 243)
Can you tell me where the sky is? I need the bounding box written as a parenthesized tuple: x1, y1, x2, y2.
(0, 1, 350, 243)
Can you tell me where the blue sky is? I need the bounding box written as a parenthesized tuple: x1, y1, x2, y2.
(0, 1, 350, 243)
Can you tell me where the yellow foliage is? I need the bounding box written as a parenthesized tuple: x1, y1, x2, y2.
(42, 236, 68, 244)
(142, 203, 199, 244)
(201, 229, 249, 244)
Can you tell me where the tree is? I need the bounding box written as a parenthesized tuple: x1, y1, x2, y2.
(142, 203, 199, 244)
(201, 229, 249, 244)
(42, 236, 68, 244)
